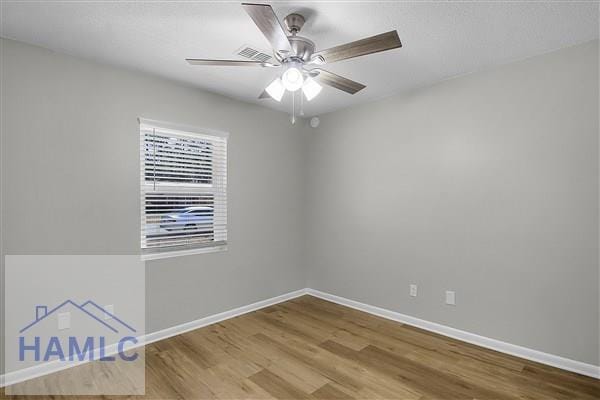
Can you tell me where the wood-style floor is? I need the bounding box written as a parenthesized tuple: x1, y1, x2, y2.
(1, 295, 599, 399)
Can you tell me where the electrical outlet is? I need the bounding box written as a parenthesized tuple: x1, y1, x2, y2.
(58, 312, 70, 330)
(104, 305, 114, 320)
(410, 284, 418, 297)
(445, 291, 456, 306)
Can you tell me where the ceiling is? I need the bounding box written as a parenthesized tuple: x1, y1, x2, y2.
(1, 1, 598, 117)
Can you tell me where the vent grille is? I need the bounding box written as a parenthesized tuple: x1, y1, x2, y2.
(236, 45, 273, 63)
(252, 52, 272, 62)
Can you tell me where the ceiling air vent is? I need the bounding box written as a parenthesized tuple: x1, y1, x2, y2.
(236, 45, 274, 63)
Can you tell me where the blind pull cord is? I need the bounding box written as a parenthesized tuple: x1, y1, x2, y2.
(153, 128, 157, 191)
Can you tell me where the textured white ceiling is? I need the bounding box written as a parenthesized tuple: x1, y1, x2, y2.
(1, 1, 598, 117)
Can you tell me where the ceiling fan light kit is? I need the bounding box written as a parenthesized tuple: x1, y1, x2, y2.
(186, 2, 402, 119)
(281, 61, 305, 91)
(302, 77, 322, 101)
(265, 77, 285, 101)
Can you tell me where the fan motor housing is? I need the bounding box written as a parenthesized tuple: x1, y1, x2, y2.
(275, 35, 315, 63)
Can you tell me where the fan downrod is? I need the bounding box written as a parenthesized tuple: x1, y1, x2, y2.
(284, 13, 305, 34)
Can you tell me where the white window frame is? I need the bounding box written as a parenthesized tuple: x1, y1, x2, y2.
(139, 118, 228, 260)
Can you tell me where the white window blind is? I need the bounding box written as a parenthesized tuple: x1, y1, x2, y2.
(140, 119, 227, 257)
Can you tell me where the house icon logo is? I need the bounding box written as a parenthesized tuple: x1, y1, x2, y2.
(20, 300, 136, 334)
(18, 300, 139, 363)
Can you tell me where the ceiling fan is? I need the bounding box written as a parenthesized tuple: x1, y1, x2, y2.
(186, 2, 402, 104)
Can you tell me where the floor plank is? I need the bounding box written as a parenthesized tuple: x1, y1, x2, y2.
(1, 295, 598, 399)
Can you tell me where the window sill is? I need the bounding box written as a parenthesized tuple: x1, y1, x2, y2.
(142, 245, 227, 261)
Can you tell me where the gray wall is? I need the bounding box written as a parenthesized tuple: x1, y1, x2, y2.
(1, 37, 598, 373)
(305, 40, 599, 366)
(0, 38, 307, 346)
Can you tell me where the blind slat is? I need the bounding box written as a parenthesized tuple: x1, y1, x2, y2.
(141, 123, 227, 253)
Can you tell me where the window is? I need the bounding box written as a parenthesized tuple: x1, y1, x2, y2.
(140, 118, 227, 259)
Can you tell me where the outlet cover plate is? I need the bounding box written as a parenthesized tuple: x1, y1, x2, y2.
(410, 284, 418, 297)
(445, 291, 456, 305)
(58, 312, 70, 330)
(104, 304, 114, 320)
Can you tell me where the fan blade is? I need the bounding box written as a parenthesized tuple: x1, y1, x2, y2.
(186, 59, 277, 67)
(242, 3, 292, 53)
(312, 30, 401, 64)
(258, 90, 270, 99)
(312, 69, 366, 95)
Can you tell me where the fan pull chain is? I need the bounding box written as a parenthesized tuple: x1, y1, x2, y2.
(291, 91, 296, 124)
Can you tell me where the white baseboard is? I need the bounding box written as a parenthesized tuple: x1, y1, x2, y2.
(306, 288, 600, 379)
(142, 288, 308, 346)
(2, 286, 597, 388)
(0, 340, 140, 389)
(0, 288, 309, 388)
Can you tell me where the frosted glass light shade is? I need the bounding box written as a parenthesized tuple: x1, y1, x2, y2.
(282, 67, 304, 92)
(302, 77, 322, 101)
(265, 78, 285, 102)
